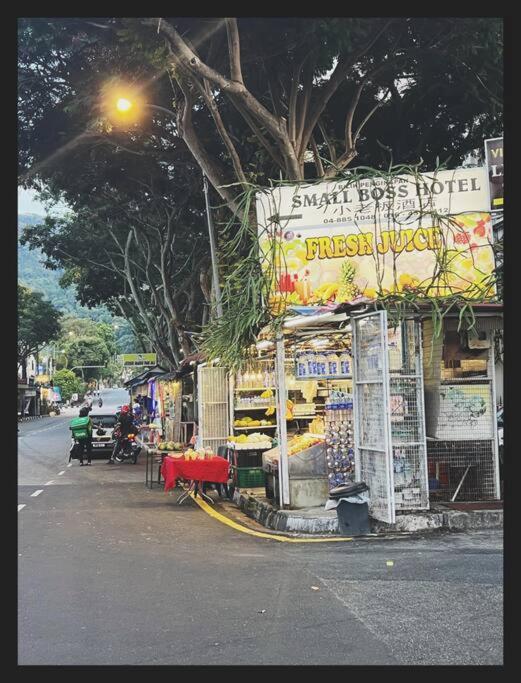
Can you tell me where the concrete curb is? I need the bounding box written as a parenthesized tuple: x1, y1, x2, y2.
(18, 415, 51, 422)
(235, 491, 503, 535)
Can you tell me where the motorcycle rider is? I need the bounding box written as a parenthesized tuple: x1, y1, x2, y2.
(107, 405, 139, 464)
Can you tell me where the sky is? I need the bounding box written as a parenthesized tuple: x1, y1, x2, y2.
(18, 187, 69, 216)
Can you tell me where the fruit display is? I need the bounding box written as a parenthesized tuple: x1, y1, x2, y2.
(228, 432, 273, 445)
(234, 416, 275, 428)
(286, 433, 323, 456)
(157, 441, 184, 451)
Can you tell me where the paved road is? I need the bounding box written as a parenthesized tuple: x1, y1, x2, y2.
(18, 390, 503, 665)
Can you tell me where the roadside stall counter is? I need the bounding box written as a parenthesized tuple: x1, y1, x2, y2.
(263, 442, 328, 508)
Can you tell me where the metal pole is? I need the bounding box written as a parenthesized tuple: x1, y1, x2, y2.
(275, 334, 290, 507)
(203, 173, 223, 319)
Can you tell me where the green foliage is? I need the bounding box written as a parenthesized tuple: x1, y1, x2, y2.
(18, 283, 62, 374)
(51, 368, 85, 402)
(55, 316, 119, 379)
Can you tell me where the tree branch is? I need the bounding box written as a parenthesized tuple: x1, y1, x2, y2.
(299, 18, 394, 158)
(225, 18, 244, 84)
(310, 135, 325, 178)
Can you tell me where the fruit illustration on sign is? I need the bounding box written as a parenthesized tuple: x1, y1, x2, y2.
(336, 261, 361, 303)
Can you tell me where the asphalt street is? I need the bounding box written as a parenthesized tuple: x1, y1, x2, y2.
(18, 388, 503, 665)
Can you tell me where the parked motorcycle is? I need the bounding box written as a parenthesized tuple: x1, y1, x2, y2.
(112, 431, 141, 464)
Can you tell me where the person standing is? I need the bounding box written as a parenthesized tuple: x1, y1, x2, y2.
(69, 406, 93, 466)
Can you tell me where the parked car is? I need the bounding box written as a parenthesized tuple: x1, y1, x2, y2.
(89, 412, 118, 456)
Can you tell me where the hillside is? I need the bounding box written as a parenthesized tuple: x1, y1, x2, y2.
(18, 213, 136, 351)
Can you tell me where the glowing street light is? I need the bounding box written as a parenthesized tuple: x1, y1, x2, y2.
(116, 97, 133, 113)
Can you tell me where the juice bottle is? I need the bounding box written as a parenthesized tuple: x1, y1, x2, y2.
(307, 351, 317, 378)
(339, 351, 351, 376)
(327, 351, 339, 377)
(316, 351, 327, 376)
(297, 353, 308, 378)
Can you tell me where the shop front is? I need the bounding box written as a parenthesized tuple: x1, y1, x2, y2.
(223, 305, 430, 523)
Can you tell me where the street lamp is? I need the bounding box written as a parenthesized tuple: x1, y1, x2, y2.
(108, 90, 223, 318)
(116, 97, 133, 113)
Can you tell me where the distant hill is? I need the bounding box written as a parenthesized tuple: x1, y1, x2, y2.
(18, 213, 136, 352)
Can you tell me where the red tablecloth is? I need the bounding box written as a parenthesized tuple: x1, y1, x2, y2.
(162, 456, 229, 492)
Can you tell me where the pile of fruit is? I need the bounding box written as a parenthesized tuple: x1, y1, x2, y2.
(157, 441, 184, 451)
(234, 416, 275, 428)
(228, 432, 273, 445)
(287, 433, 324, 456)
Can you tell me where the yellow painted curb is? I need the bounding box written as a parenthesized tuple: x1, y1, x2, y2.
(190, 493, 353, 543)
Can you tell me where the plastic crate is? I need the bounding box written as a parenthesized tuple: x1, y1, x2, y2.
(233, 449, 265, 468)
(231, 466, 266, 488)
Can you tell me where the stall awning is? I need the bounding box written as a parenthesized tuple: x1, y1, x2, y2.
(124, 365, 168, 389)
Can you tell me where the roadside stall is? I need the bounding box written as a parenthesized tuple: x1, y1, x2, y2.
(231, 305, 430, 522)
(242, 165, 499, 522)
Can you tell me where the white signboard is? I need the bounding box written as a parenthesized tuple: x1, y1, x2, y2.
(256, 168, 489, 230)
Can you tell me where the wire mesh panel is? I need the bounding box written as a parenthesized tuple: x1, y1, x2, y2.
(197, 366, 230, 452)
(353, 311, 395, 523)
(389, 320, 429, 510)
(423, 318, 500, 501)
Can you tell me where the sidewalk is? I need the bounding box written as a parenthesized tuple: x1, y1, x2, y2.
(232, 490, 503, 535)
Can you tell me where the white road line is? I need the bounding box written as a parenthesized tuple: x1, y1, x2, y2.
(31, 490, 43, 497)
(57, 471, 65, 476)
(67, 463, 72, 467)
(18, 504, 26, 512)
(45, 481, 55, 486)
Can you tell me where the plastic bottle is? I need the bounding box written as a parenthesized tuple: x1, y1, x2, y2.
(339, 351, 351, 376)
(327, 351, 339, 378)
(307, 351, 317, 378)
(316, 350, 327, 377)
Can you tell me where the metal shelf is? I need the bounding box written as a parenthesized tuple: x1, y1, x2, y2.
(294, 375, 352, 381)
(234, 387, 275, 392)
(234, 425, 277, 430)
(234, 406, 275, 411)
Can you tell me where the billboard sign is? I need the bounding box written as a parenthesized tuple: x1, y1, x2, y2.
(52, 386, 62, 402)
(118, 353, 157, 367)
(255, 168, 495, 311)
(484, 137, 503, 211)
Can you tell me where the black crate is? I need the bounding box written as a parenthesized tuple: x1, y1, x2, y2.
(232, 448, 267, 468)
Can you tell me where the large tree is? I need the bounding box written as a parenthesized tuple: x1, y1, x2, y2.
(18, 18, 502, 363)
(18, 284, 62, 380)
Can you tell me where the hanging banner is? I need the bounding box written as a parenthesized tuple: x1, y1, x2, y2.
(484, 137, 503, 211)
(255, 168, 495, 310)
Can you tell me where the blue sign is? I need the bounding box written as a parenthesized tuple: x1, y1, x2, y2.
(52, 386, 62, 402)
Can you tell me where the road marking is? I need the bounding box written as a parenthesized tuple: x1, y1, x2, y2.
(18, 504, 26, 512)
(67, 463, 72, 467)
(45, 481, 55, 486)
(57, 471, 65, 476)
(190, 494, 354, 543)
(31, 490, 43, 497)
